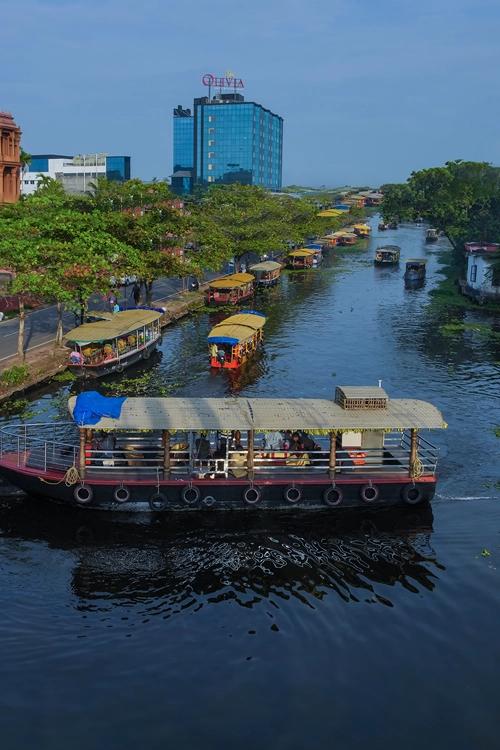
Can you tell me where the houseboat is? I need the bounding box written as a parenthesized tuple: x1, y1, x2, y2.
(460, 242, 500, 303)
(205, 273, 255, 306)
(353, 223, 371, 238)
(426, 228, 439, 243)
(404, 259, 427, 285)
(375, 245, 401, 265)
(208, 311, 266, 369)
(248, 260, 281, 288)
(0, 386, 446, 512)
(338, 232, 358, 247)
(287, 249, 316, 269)
(65, 310, 162, 378)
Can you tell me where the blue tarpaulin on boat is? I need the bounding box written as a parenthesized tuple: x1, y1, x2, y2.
(207, 336, 239, 345)
(72, 391, 126, 426)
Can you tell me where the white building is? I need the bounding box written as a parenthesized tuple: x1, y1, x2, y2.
(21, 153, 131, 195)
(463, 242, 500, 302)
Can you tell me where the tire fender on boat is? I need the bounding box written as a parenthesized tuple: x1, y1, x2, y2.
(401, 484, 423, 505)
(113, 485, 130, 504)
(149, 492, 168, 511)
(324, 486, 343, 507)
(74, 483, 94, 506)
(143, 349, 151, 360)
(182, 485, 200, 505)
(284, 485, 301, 504)
(360, 484, 379, 504)
(116, 363, 124, 373)
(243, 486, 262, 505)
(202, 495, 216, 507)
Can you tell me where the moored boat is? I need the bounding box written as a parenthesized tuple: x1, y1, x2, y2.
(378, 221, 388, 231)
(338, 232, 358, 247)
(374, 245, 401, 265)
(0, 386, 446, 512)
(65, 310, 163, 378)
(426, 228, 439, 243)
(404, 259, 427, 285)
(352, 222, 371, 238)
(286, 249, 316, 269)
(205, 273, 255, 306)
(208, 311, 266, 369)
(248, 260, 281, 288)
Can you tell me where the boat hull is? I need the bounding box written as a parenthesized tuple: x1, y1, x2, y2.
(0, 462, 437, 512)
(69, 337, 160, 378)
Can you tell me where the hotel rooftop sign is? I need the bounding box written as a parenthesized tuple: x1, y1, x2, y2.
(202, 72, 244, 89)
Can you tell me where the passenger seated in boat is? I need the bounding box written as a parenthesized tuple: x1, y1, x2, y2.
(266, 430, 283, 450)
(230, 430, 244, 451)
(69, 349, 83, 365)
(217, 347, 226, 365)
(195, 434, 211, 472)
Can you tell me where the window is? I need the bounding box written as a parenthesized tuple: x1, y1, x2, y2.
(208, 127, 215, 134)
(208, 139, 215, 146)
(470, 264, 477, 283)
(207, 176, 214, 183)
(208, 151, 215, 158)
(208, 164, 214, 171)
(208, 115, 215, 122)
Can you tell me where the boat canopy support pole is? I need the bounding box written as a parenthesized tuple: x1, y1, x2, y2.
(409, 428, 418, 477)
(247, 430, 254, 480)
(79, 428, 86, 479)
(329, 431, 337, 478)
(162, 430, 170, 478)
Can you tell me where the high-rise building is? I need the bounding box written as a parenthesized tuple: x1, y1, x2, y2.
(171, 105, 194, 196)
(22, 153, 131, 195)
(0, 112, 21, 203)
(171, 78, 283, 195)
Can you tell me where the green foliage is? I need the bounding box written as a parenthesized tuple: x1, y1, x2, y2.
(52, 370, 77, 383)
(0, 364, 29, 386)
(493, 426, 500, 438)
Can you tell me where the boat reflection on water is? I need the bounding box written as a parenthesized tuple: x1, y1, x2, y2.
(0, 499, 442, 610)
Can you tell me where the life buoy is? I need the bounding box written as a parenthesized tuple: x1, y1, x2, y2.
(244, 486, 262, 505)
(116, 363, 124, 373)
(143, 348, 151, 360)
(182, 485, 200, 505)
(348, 450, 367, 466)
(74, 484, 93, 505)
(401, 484, 423, 505)
(360, 484, 379, 503)
(202, 495, 216, 507)
(323, 486, 343, 507)
(149, 492, 167, 511)
(284, 485, 302, 504)
(113, 485, 130, 504)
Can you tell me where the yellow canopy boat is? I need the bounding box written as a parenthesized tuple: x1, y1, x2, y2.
(208, 311, 266, 369)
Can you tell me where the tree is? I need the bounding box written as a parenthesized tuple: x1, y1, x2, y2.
(197, 184, 323, 268)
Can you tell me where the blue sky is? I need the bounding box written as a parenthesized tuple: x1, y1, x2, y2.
(2, 0, 499, 186)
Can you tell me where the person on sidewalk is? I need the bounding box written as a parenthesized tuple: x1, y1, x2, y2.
(132, 282, 141, 306)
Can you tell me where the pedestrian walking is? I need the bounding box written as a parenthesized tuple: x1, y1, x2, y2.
(132, 282, 141, 306)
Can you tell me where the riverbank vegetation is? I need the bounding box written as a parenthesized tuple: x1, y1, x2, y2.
(0, 179, 342, 361)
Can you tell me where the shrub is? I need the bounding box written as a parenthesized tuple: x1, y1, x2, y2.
(0, 364, 29, 387)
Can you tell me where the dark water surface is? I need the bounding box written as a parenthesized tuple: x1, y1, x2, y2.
(1, 218, 500, 748)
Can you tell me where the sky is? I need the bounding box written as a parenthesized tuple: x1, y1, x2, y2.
(2, 0, 500, 186)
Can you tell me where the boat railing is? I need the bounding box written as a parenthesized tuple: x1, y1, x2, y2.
(0, 425, 440, 478)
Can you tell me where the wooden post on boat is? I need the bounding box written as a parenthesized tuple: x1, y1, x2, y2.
(162, 430, 170, 478)
(247, 429, 254, 480)
(79, 428, 86, 479)
(409, 428, 418, 477)
(329, 431, 337, 478)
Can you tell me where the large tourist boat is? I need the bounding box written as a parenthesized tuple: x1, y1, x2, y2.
(0, 386, 446, 512)
(208, 311, 266, 369)
(286, 249, 316, 269)
(404, 259, 427, 285)
(374, 245, 401, 265)
(425, 228, 439, 243)
(205, 273, 255, 306)
(248, 261, 281, 288)
(65, 310, 163, 377)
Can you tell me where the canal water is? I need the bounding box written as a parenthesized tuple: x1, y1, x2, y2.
(1, 218, 499, 748)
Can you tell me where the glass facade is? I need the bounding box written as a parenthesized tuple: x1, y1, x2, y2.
(173, 112, 194, 172)
(105, 156, 131, 182)
(194, 97, 282, 191)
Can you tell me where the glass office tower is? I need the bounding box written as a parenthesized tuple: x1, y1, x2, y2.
(171, 94, 283, 194)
